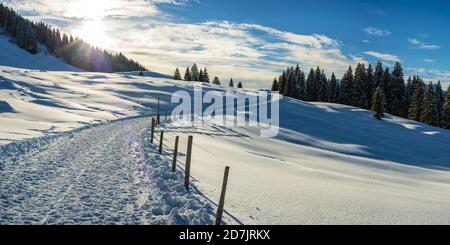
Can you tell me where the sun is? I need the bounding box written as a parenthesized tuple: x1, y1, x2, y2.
(67, 0, 112, 48)
(73, 20, 111, 48)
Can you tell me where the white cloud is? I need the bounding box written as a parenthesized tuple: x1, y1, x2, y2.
(113, 19, 362, 83)
(407, 38, 440, 50)
(423, 59, 435, 63)
(364, 51, 400, 62)
(3, 0, 369, 88)
(363, 27, 391, 37)
(0, 0, 187, 19)
(405, 67, 450, 84)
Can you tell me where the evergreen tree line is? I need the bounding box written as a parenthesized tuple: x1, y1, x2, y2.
(272, 62, 450, 129)
(174, 64, 244, 88)
(0, 3, 147, 72)
(174, 63, 211, 83)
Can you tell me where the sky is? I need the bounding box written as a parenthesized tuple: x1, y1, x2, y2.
(1, 0, 450, 88)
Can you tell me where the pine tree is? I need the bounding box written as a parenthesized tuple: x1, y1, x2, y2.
(420, 82, 438, 126)
(328, 73, 338, 103)
(296, 69, 306, 100)
(340, 66, 354, 106)
(435, 81, 444, 126)
(313, 66, 322, 101)
(213, 76, 221, 85)
(372, 86, 385, 120)
(278, 71, 287, 95)
(366, 64, 374, 108)
(237, 82, 243, 89)
(173, 67, 182, 80)
(387, 62, 406, 117)
(191, 64, 199, 81)
(62, 33, 69, 46)
(54, 29, 62, 54)
(443, 85, 450, 129)
(373, 61, 383, 94)
(271, 78, 279, 91)
(229, 78, 234, 87)
(353, 63, 368, 108)
(286, 67, 298, 98)
(405, 76, 414, 106)
(317, 70, 328, 102)
(203, 68, 210, 83)
(380, 67, 390, 96)
(198, 69, 204, 82)
(408, 78, 424, 121)
(184, 66, 192, 81)
(305, 68, 316, 101)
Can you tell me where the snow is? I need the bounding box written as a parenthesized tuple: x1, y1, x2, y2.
(1, 34, 450, 224)
(159, 104, 450, 224)
(0, 117, 217, 224)
(118, 71, 173, 79)
(0, 34, 81, 72)
(0, 65, 188, 145)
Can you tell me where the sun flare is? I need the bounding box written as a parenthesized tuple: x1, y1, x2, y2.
(66, 0, 113, 48)
(73, 20, 111, 48)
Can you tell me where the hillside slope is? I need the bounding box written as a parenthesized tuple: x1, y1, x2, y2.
(0, 33, 81, 72)
(0, 65, 191, 144)
(159, 99, 450, 224)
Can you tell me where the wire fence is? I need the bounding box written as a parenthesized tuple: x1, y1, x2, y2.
(149, 92, 279, 225)
(149, 112, 232, 225)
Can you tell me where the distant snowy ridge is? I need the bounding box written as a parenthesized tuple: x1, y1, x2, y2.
(118, 71, 173, 79)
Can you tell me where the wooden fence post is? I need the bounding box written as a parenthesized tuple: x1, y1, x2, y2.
(184, 136, 193, 191)
(172, 136, 179, 172)
(150, 118, 156, 144)
(215, 166, 230, 225)
(159, 131, 164, 154)
(157, 98, 161, 124)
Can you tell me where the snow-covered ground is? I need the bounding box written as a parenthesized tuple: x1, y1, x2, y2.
(0, 65, 187, 145)
(1, 34, 450, 224)
(0, 117, 217, 224)
(160, 102, 450, 224)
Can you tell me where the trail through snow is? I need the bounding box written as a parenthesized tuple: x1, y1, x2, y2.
(0, 117, 216, 225)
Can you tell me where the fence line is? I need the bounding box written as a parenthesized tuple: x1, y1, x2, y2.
(145, 92, 277, 224)
(150, 112, 235, 225)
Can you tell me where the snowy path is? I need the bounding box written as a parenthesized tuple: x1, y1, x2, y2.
(0, 117, 216, 225)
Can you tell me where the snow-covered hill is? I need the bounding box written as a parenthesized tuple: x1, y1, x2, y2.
(0, 65, 184, 144)
(0, 33, 81, 72)
(161, 102, 450, 224)
(1, 63, 450, 224)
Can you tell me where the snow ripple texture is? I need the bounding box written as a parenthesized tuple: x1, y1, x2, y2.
(0, 117, 216, 225)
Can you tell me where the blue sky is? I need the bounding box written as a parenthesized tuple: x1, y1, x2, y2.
(2, 0, 450, 88)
